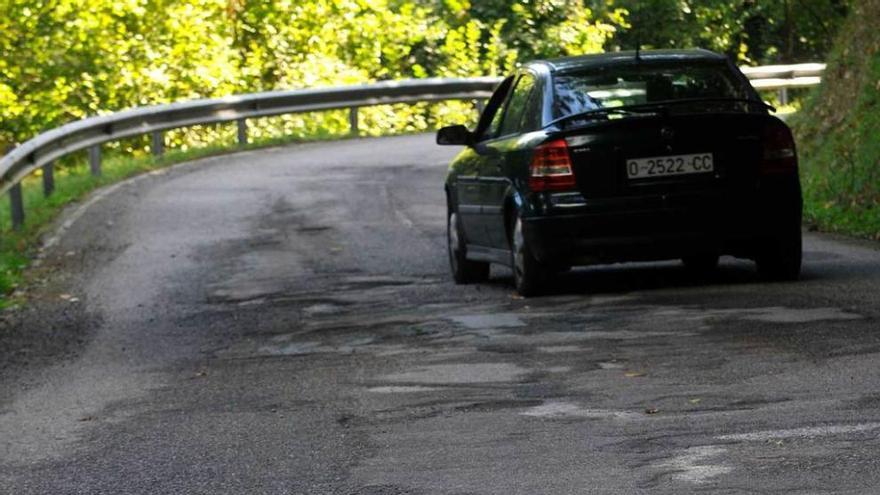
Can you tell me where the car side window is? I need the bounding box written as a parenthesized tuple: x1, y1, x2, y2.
(476, 77, 514, 142)
(498, 74, 536, 137)
(486, 99, 508, 139)
(519, 79, 544, 132)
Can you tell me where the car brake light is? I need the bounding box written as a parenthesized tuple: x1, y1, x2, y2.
(529, 139, 576, 191)
(762, 124, 798, 175)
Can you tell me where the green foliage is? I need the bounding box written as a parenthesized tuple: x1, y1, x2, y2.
(593, 0, 849, 64)
(792, 0, 880, 240)
(0, 0, 852, 153)
(0, 0, 240, 147)
(460, 0, 626, 61)
(0, 0, 622, 152)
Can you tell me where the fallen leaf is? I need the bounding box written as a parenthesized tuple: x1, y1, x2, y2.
(624, 371, 646, 378)
(645, 408, 659, 415)
(689, 398, 702, 404)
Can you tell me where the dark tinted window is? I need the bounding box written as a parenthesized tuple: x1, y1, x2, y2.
(553, 63, 753, 120)
(499, 74, 536, 136)
(486, 96, 508, 138)
(519, 81, 544, 131)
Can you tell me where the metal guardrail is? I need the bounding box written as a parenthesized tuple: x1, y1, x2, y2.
(740, 63, 826, 103)
(0, 77, 499, 228)
(740, 62, 826, 81)
(0, 64, 824, 230)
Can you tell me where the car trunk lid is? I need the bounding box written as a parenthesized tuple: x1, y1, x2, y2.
(561, 112, 768, 199)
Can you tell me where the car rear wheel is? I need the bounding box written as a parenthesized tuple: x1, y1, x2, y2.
(756, 228, 802, 281)
(448, 210, 489, 284)
(511, 216, 548, 297)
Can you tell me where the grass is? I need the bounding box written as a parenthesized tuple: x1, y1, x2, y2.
(797, 79, 880, 239)
(0, 129, 350, 307)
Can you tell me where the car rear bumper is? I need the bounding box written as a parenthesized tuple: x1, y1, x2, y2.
(523, 185, 801, 266)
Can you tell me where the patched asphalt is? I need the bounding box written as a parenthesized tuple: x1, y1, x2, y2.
(1, 134, 880, 494)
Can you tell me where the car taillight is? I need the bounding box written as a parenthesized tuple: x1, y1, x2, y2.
(528, 139, 576, 192)
(762, 124, 798, 175)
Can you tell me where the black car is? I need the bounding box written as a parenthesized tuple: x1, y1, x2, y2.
(438, 49, 802, 296)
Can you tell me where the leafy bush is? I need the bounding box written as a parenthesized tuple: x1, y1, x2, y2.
(792, 0, 880, 239)
(0, 0, 624, 152)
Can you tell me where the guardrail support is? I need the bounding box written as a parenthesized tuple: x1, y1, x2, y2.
(237, 119, 248, 147)
(151, 131, 165, 156)
(349, 107, 359, 136)
(475, 99, 485, 116)
(89, 146, 102, 177)
(42, 162, 54, 197)
(778, 87, 789, 106)
(10, 183, 24, 229)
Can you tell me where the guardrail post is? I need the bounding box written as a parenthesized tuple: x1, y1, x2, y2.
(778, 87, 789, 106)
(237, 119, 248, 147)
(10, 183, 24, 229)
(151, 131, 165, 156)
(42, 162, 54, 197)
(349, 107, 359, 136)
(88, 145, 102, 177)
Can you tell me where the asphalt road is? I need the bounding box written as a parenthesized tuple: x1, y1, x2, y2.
(2, 134, 880, 494)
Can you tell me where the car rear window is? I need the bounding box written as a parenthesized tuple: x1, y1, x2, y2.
(553, 63, 753, 119)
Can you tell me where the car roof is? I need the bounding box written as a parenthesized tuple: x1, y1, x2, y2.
(527, 49, 728, 74)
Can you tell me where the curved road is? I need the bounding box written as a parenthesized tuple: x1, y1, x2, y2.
(2, 134, 880, 493)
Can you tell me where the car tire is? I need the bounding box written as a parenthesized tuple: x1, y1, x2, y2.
(511, 216, 548, 297)
(448, 210, 490, 284)
(756, 228, 802, 281)
(682, 253, 720, 273)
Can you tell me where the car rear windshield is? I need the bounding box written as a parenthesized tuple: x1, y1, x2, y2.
(553, 63, 754, 120)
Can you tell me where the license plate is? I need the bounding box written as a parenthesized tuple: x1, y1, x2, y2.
(626, 153, 714, 180)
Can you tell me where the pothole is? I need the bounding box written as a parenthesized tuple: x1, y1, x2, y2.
(257, 336, 378, 356)
(736, 307, 862, 323)
(537, 345, 586, 354)
(449, 313, 527, 329)
(340, 275, 434, 290)
(717, 422, 880, 442)
(367, 386, 442, 394)
(579, 330, 693, 340)
(521, 401, 644, 420)
(379, 362, 528, 384)
(296, 225, 332, 234)
(654, 445, 732, 484)
(303, 303, 347, 317)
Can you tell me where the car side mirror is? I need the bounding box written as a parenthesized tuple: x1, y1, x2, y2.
(436, 125, 473, 146)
